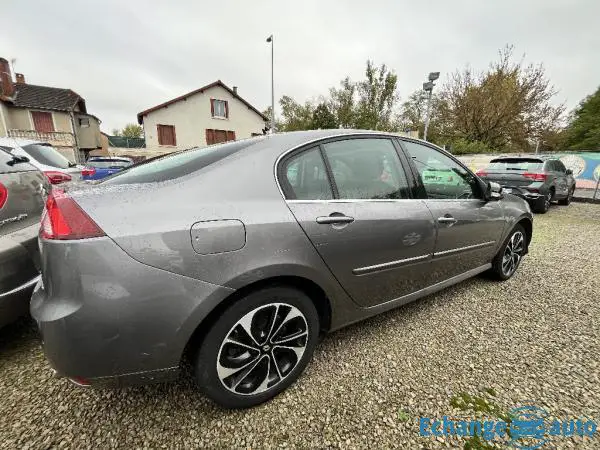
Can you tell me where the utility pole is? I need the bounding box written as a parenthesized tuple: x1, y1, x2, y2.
(422, 72, 440, 141)
(266, 35, 275, 133)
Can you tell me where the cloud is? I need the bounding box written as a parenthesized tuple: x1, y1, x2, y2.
(2, 0, 598, 132)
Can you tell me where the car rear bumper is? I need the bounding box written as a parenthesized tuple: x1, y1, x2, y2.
(31, 236, 234, 387)
(500, 185, 548, 202)
(0, 223, 40, 327)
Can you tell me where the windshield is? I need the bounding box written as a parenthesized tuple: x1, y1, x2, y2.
(88, 160, 132, 169)
(22, 143, 72, 169)
(102, 138, 262, 185)
(487, 160, 543, 171)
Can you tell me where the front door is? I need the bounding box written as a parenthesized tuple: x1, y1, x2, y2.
(400, 139, 505, 283)
(280, 138, 436, 307)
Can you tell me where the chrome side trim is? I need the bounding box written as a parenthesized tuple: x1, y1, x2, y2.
(0, 274, 41, 298)
(353, 254, 430, 275)
(433, 241, 496, 258)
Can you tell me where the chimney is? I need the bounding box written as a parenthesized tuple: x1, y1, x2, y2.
(232, 86, 238, 95)
(0, 58, 14, 97)
(15, 73, 25, 84)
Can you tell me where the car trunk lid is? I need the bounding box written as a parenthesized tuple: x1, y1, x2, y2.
(477, 158, 544, 187)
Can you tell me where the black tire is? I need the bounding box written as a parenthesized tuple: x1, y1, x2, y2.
(490, 224, 527, 281)
(558, 187, 574, 205)
(532, 190, 552, 213)
(194, 286, 319, 409)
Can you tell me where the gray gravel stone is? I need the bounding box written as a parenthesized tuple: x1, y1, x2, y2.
(0, 203, 599, 449)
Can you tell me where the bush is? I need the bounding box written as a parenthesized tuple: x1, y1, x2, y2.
(446, 139, 494, 155)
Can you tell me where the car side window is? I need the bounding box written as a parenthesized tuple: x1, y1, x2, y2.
(554, 160, 566, 173)
(402, 140, 480, 200)
(282, 147, 333, 200)
(321, 138, 410, 200)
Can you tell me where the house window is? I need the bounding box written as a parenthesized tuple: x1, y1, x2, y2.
(79, 117, 90, 127)
(206, 129, 235, 145)
(157, 124, 176, 146)
(211, 99, 229, 118)
(31, 111, 55, 133)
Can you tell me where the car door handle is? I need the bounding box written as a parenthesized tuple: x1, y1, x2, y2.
(437, 216, 457, 224)
(316, 215, 355, 225)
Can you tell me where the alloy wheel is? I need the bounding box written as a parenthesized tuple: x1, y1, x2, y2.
(502, 231, 525, 277)
(216, 303, 309, 395)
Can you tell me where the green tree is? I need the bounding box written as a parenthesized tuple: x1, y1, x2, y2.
(329, 77, 356, 128)
(397, 90, 444, 140)
(354, 60, 398, 130)
(112, 124, 143, 138)
(564, 86, 600, 150)
(311, 102, 337, 129)
(277, 95, 315, 131)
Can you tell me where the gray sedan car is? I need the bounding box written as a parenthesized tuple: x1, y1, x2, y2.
(32, 130, 533, 408)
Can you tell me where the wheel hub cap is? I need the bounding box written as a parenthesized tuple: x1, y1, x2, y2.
(502, 231, 524, 276)
(216, 303, 309, 396)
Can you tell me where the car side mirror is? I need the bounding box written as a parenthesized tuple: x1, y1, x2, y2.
(565, 169, 573, 175)
(482, 180, 503, 201)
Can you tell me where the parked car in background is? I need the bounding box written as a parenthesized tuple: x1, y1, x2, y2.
(0, 137, 86, 186)
(476, 156, 576, 213)
(0, 148, 47, 328)
(82, 156, 133, 181)
(32, 131, 533, 408)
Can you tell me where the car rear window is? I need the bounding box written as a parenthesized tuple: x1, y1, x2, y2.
(22, 143, 72, 169)
(487, 159, 543, 171)
(102, 138, 263, 185)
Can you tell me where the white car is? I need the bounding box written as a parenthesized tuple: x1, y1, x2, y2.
(0, 137, 86, 185)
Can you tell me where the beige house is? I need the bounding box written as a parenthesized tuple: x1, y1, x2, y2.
(137, 80, 268, 152)
(0, 57, 103, 162)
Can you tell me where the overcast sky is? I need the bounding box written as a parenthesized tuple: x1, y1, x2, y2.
(2, 0, 599, 132)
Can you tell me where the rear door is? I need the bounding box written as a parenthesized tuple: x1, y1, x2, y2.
(281, 137, 436, 307)
(399, 139, 505, 283)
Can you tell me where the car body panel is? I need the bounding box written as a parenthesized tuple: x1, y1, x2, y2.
(83, 157, 133, 180)
(31, 130, 533, 386)
(286, 199, 436, 307)
(0, 149, 46, 327)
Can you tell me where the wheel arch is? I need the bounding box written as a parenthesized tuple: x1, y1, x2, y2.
(181, 274, 333, 366)
(516, 217, 533, 252)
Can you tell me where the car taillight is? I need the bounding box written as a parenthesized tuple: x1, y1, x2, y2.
(40, 190, 105, 240)
(476, 170, 488, 177)
(44, 171, 72, 185)
(0, 183, 7, 209)
(81, 167, 96, 177)
(523, 172, 547, 182)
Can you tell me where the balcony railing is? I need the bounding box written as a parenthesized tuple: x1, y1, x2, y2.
(7, 129, 76, 147)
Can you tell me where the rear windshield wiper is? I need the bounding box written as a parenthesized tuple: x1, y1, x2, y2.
(6, 155, 30, 166)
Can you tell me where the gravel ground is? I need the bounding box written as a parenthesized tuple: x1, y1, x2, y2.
(1, 203, 599, 449)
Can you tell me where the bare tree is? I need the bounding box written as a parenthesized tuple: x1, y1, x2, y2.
(439, 46, 564, 152)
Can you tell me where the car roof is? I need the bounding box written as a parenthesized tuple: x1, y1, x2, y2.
(0, 137, 46, 148)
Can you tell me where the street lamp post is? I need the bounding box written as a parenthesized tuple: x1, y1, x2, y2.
(423, 71, 440, 141)
(266, 35, 275, 133)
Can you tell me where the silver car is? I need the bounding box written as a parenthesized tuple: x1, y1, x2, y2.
(32, 130, 533, 408)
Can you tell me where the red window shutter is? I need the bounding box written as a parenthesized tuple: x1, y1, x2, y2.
(32, 111, 55, 133)
(158, 125, 176, 146)
(226, 130, 235, 141)
(170, 126, 176, 146)
(225, 101, 229, 118)
(206, 129, 214, 145)
(210, 99, 215, 117)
